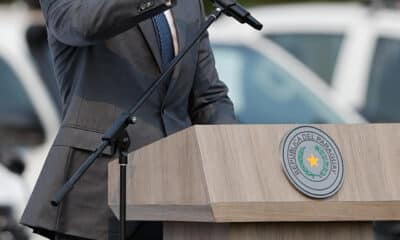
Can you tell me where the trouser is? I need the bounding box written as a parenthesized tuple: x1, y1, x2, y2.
(54, 233, 91, 240)
(52, 221, 163, 240)
(54, 222, 398, 240)
(374, 222, 400, 240)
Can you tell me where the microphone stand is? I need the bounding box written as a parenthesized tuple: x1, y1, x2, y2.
(51, 7, 225, 240)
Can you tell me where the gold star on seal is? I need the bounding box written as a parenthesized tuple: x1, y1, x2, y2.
(307, 154, 319, 167)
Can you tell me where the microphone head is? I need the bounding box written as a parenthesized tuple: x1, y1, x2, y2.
(248, 15, 263, 30)
(211, 0, 263, 31)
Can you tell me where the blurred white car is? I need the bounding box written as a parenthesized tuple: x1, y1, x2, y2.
(209, 25, 366, 124)
(216, 2, 400, 122)
(0, 3, 366, 239)
(0, 4, 60, 239)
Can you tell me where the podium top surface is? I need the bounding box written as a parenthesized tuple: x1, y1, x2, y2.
(108, 124, 400, 222)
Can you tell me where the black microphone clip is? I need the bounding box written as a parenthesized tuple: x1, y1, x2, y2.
(211, 0, 263, 30)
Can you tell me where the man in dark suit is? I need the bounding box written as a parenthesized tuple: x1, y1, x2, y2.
(20, 0, 236, 239)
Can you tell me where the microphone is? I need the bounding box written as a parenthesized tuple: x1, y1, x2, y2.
(211, 0, 263, 30)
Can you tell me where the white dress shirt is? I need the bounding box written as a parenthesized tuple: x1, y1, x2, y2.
(164, 10, 179, 55)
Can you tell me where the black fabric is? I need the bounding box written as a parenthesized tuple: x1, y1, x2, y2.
(108, 220, 162, 240)
(108, 214, 140, 239)
(34, 221, 162, 240)
(374, 222, 400, 240)
(54, 232, 92, 240)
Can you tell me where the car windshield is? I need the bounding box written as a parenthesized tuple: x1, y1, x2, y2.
(361, 38, 400, 122)
(212, 43, 344, 124)
(265, 33, 344, 85)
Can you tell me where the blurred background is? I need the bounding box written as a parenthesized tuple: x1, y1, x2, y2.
(0, 0, 399, 239)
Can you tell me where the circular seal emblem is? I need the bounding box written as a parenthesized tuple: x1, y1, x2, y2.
(281, 126, 344, 199)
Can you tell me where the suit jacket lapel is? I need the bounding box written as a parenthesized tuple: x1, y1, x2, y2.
(138, 19, 163, 71)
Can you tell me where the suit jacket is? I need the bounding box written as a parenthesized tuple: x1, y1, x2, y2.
(21, 0, 236, 239)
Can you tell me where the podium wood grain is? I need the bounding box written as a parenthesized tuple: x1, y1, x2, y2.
(109, 124, 400, 222)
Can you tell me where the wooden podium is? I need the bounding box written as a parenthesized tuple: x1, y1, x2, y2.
(108, 124, 400, 239)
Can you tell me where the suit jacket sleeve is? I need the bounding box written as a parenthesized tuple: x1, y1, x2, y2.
(40, 0, 174, 46)
(189, 1, 237, 124)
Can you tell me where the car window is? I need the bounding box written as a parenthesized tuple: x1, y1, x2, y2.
(212, 44, 344, 124)
(0, 56, 45, 146)
(362, 38, 400, 122)
(265, 33, 344, 85)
